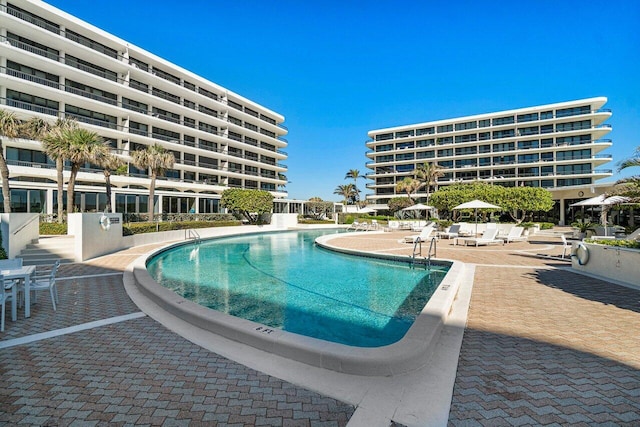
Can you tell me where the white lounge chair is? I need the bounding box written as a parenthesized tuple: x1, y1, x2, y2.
(438, 224, 461, 239)
(404, 224, 435, 243)
(457, 228, 501, 247)
(503, 226, 527, 243)
(560, 235, 571, 258)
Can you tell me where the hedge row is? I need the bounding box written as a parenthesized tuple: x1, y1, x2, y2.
(123, 220, 241, 235)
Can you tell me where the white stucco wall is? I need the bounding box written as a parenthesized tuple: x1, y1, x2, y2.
(0, 213, 40, 259)
(68, 213, 124, 262)
(571, 242, 640, 289)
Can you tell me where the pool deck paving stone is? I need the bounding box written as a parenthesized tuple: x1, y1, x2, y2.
(1, 230, 639, 425)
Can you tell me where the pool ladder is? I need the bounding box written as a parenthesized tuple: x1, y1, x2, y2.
(186, 229, 201, 243)
(411, 236, 437, 269)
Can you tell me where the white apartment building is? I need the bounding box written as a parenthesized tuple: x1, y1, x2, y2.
(0, 0, 288, 216)
(365, 97, 614, 224)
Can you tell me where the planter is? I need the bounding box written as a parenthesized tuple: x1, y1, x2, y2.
(571, 242, 640, 288)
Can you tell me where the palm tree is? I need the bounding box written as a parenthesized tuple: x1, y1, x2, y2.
(334, 183, 356, 205)
(344, 169, 362, 202)
(396, 177, 421, 203)
(94, 152, 124, 213)
(131, 143, 175, 221)
(0, 110, 21, 212)
(616, 145, 640, 202)
(415, 162, 444, 204)
(64, 128, 108, 213)
(42, 118, 78, 223)
(21, 117, 51, 141)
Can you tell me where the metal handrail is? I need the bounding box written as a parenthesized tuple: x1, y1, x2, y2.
(12, 214, 39, 236)
(186, 229, 201, 243)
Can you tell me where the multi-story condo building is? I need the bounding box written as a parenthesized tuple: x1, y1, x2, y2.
(0, 0, 288, 216)
(365, 97, 613, 223)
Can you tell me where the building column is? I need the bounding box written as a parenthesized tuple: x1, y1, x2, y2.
(559, 198, 566, 226)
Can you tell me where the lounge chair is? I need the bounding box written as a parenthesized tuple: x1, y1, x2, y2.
(456, 228, 501, 247)
(404, 224, 435, 243)
(624, 227, 640, 241)
(502, 226, 527, 243)
(438, 224, 461, 239)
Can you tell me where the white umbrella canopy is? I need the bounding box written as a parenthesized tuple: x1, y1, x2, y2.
(402, 203, 433, 219)
(570, 195, 630, 235)
(570, 194, 629, 207)
(453, 199, 502, 234)
(357, 207, 377, 214)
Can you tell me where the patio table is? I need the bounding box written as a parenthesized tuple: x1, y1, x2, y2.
(1, 265, 36, 319)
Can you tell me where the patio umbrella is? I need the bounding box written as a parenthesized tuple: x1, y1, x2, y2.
(401, 203, 433, 219)
(570, 195, 629, 235)
(357, 207, 377, 214)
(453, 199, 501, 235)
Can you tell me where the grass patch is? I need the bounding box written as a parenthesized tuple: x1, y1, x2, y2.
(40, 222, 68, 235)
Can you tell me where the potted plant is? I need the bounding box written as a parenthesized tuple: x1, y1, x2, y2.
(571, 219, 596, 240)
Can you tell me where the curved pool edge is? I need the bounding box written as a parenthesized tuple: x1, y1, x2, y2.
(125, 230, 466, 376)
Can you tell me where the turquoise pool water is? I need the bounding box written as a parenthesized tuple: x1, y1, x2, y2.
(146, 229, 449, 347)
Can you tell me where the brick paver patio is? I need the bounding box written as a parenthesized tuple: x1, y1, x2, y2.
(1, 230, 639, 426)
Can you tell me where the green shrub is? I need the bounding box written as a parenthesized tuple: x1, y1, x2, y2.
(40, 222, 68, 235)
(539, 222, 555, 230)
(585, 239, 640, 249)
(0, 229, 7, 260)
(298, 218, 335, 224)
(122, 220, 241, 235)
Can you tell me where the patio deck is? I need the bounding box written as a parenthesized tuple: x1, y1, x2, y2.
(1, 231, 638, 426)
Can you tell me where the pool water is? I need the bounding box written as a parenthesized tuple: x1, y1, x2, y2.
(147, 229, 449, 347)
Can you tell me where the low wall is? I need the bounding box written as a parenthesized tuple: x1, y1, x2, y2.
(0, 213, 39, 258)
(68, 213, 124, 262)
(571, 242, 640, 288)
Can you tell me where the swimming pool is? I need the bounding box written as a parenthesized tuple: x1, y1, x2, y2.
(146, 229, 449, 347)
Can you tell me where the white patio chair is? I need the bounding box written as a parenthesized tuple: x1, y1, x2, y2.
(1, 274, 14, 332)
(23, 260, 60, 311)
(560, 235, 571, 258)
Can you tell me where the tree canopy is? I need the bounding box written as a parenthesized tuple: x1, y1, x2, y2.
(430, 182, 553, 223)
(387, 196, 414, 214)
(305, 201, 334, 220)
(221, 188, 274, 224)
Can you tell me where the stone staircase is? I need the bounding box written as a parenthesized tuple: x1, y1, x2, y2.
(18, 235, 76, 266)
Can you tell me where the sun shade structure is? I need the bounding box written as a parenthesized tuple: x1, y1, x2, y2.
(453, 199, 502, 235)
(401, 203, 433, 218)
(570, 195, 630, 235)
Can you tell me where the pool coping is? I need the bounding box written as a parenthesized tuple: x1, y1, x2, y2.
(126, 229, 465, 376)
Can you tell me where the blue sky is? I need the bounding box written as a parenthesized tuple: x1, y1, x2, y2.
(47, 0, 640, 201)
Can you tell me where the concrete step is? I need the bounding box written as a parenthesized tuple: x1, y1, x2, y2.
(18, 235, 76, 266)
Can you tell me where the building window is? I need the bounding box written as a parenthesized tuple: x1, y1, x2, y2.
(122, 97, 148, 114)
(517, 112, 539, 123)
(478, 119, 491, 128)
(152, 126, 180, 142)
(375, 133, 394, 141)
(395, 130, 414, 138)
(518, 140, 539, 150)
(556, 120, 591, 132)
(129, 122, 148, 136)
(6, 89, 59, 115)
(455, 134, 477, 143)
(493, 129, 515, 139)
(492, 116, 514, 126)
(129, 57, 149, 71)
(152, 107, 180, 124)
(152, 87, 180, 104)
(416, 127, 435, 136)
(6, 4, 60, 33)
(65, 55, 117, 81)
(65, 29, 118, 58)
(6, 32, 59, 60)
(517, 153, 539, 163)
(455, 121, 477, 131)
(152, 67, 180, 85)
(130, 79, 149, 92)
(556, 105, 590, 118)
(7, 60, 59, 88)
(198, 122, 218, 135)
(65, 79, 117, 105)
(436, 124, 453, 133)
(198, 105, 218, 117)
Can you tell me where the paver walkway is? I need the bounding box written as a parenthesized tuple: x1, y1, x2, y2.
(328, 231, 640, 426)
(1, 231, 639, 426)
